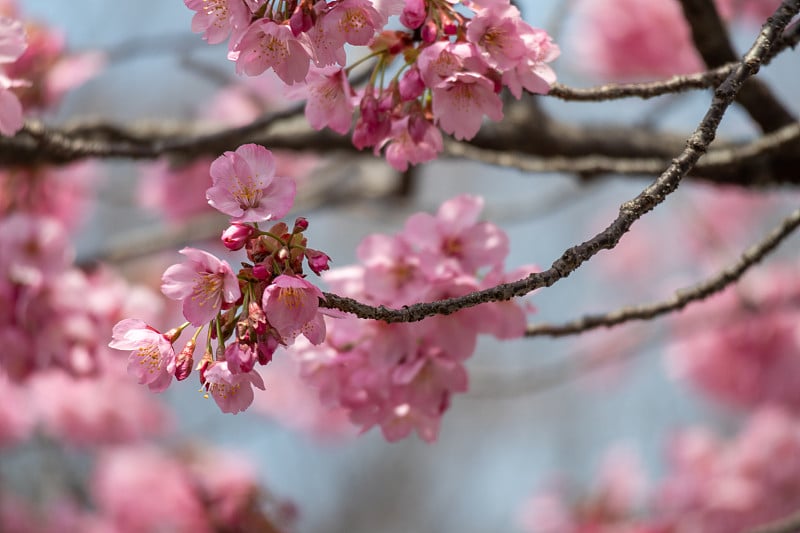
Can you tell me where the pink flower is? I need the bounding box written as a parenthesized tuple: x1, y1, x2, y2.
(109, 319, 177, 392)
(466, 5, 528, 70)
(206, 143, 296, 223)
(221, 222, 254, 250)
(431, 72, 503, 140)
(321, 0, 384, 47)
(502, 28, 560, 98)
(204, 361, 265, 413)
(232, 19, 313, 84)
(0, 16, 26, 136)
(161, 248, 241, 326)
(383, 114, 443, 171)
(402, 194, 509, 273)
(184, 0, 252, 45)
(290, 66, 355, 134)
(263, 274, 326, 344)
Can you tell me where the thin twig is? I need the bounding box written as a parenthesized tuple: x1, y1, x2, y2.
(545, 18, 800, 102)
(524, 207, 800, 337)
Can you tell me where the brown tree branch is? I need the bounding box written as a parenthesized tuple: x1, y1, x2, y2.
(317, 0, 800, 324)
(524, 207, 800, 337)
(444, 121, 800, 178)
(547, 18, 800, 102)
(678, 0, 796, 132)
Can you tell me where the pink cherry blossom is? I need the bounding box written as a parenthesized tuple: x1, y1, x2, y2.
(502, 28, 560, 98)
(184, 0, 252, 45)
(289, 66, 355, 134)
(431, 72, 503, 140)
(204, 360, 266, 413)
(161, 247, 241, 326)
(109, 319, 177, 392)
(232, 19, 313, 84)
(206, 143, 296, 223)
(263, 274, 326, 344)
(402, 194, 510, 273)
(466, 5, 528, 70)
(321, 0, 385, 47)
(383, 114, 443, 171)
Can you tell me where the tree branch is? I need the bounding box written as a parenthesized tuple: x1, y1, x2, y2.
(678, 0, 796, 132)
(547, 18, 800, 102)
(444, 121, 800, 180)
(524, 207, 800, 337)
(316, 0, 800, 323)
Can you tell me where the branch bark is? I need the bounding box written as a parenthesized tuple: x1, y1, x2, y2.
(524, 208, 800, 337)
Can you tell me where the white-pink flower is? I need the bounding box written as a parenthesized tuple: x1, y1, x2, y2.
(161, 248, 241, 326)
(184, 0, 252, 45)
(109, 319, 176, 392)
(431, 72, 503, 140)
(232, 19, 313, 84)
(263, 274, 326, 344)
(206, 143, 297, 223)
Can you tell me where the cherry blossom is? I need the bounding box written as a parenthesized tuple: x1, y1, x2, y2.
(204, 360, 266, 414)
(263, 274, 326, 344)
(161, 247, 241, 326)
(109, 319, 177, 392)
(207, 143, 296, 223)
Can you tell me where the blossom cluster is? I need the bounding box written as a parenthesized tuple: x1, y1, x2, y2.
(183, 0, 559, 170)
(290, 194, 536, 441)
(112, 143, 332, 414)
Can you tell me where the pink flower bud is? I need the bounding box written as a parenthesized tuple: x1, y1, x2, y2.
(421, 20, 438, 43)
(400, 0, 426, 29)
(399, 68, 425, 101)
(221, 223, 255, 251)
(289, 6, 313, 36)
(248, 301, 267, 334)
(305, 248, 331, 274)
(253, 263, 269, 280)
(292, 217, 309, 233)
(175, 339, 196, 381)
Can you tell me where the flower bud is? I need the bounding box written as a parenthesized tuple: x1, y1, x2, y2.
(421, 20, 438, 43)
(292, 217, 309, 233)
(222, 223, 254, 251)
(252, 263, 270, 280)
(175, 339, 197, 381)
(305, 248, 331, 274)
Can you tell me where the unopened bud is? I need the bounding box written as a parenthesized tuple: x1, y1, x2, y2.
(421, 20, 438, 43)
(175, 339, 197, 381)
(221, 223, 254, 251)
(305, 248, 331, 275)
(253, 263, 270, 280)
(292, 217, 309, 233)
(162, 326, 182, 344)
